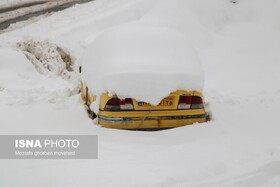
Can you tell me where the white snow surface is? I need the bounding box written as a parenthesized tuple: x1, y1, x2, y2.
(0, 0, 280, 186)
(0, 47, 77, 105)
(83, 23, 204, 105)
(0, 0, 26, 5)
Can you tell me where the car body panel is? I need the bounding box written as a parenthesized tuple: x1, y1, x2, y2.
(99, 90, 203, 111)
(98, 90, 206, 129)
(99, 116, 206, 129)
(99, 110, 206, 129)
(80, 83, 206, 129)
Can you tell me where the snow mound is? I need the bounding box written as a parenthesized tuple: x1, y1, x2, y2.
(82, 23, 204, 106)
(16, 40, 76, 80)
(0, 47, 79, 105)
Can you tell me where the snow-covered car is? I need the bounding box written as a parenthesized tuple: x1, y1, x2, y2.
(81, 23, 208, 129)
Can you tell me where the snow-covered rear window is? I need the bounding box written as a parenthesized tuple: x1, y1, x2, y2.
(82, 23, 204, 105)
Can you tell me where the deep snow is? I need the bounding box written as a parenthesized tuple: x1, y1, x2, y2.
(0, 0, 280, 186)
(82, 23, 204, 107)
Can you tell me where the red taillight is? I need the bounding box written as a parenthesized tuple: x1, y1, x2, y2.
(178, 95, 204, 110)
(104, 98, 121, 111)
(191, 96, 204, 109)
(104, 98, 134, 111)
(120, 98, 134, 110)
(178, 96, 192, 109)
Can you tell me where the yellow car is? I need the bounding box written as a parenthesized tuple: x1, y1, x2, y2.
(80, 24, 209, 130)
(81, 84, 208, 129)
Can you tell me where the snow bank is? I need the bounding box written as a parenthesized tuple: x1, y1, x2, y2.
(0, 47, 38, 81)
(82, 23, 204, 105)
(0, 47, 78, 105)
(16, 39, 76, 80)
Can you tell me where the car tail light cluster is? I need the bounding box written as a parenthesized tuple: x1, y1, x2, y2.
(178, 95, 204, 109)
(120, 98, 134, 110)
(104, 98, 134, 111)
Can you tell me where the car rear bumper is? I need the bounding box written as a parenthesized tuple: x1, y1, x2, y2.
(98, 109, 207, 129)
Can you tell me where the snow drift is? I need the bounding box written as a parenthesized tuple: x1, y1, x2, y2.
(0, 47, 78, 105)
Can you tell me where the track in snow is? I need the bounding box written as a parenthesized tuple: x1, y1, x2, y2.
(0, 0, 93, 31)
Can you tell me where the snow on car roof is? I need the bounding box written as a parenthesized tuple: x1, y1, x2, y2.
(82, 23, 204, 106)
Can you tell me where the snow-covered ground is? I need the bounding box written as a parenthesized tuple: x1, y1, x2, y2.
(0, 0, 47, 6)
(0, 0, 280, 186)
(0, 0, 29, 5)
(0, 0, 87, 26)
